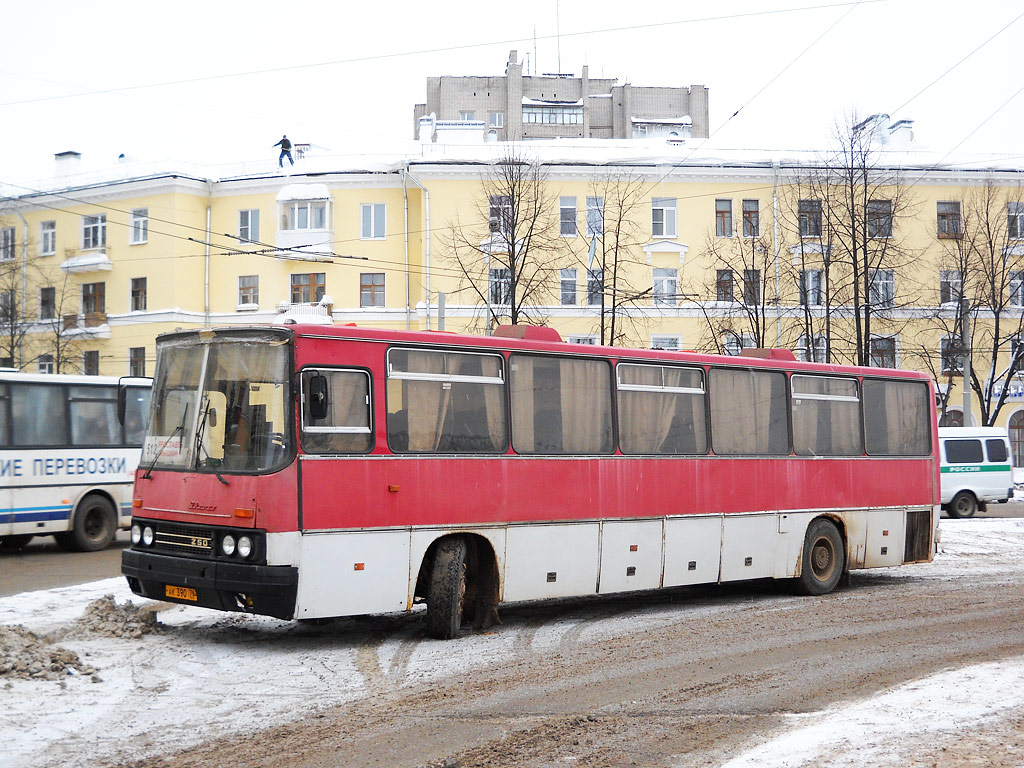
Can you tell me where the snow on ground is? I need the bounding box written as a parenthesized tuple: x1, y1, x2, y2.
(1, 519, 1023, 768)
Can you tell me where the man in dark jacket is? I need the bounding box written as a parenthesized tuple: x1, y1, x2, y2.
(274, 135, 294, 167)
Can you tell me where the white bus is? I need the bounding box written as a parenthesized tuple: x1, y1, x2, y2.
(0, 372, 151, 551)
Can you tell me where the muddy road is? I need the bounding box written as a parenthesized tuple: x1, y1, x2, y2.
(113, 523, 1024, 768)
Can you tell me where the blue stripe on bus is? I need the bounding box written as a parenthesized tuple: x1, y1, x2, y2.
(2, 505, 73, 523)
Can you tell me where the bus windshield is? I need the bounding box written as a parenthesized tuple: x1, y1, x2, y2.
(143, 330, 292, 474)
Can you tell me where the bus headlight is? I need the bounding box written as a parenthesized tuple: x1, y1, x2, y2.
(237, 536, 253, 559)
(142, 526, 154, 546)
(221, 535, 236, 557)
(131, 524, 142, 545)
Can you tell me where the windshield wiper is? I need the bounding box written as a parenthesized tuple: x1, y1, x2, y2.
(194, 397, 229, 485)
(141, 404, 189, 480)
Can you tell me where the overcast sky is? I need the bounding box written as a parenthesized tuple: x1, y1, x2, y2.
(1, 0, 1021, 187)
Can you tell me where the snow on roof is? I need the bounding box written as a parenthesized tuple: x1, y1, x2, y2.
(276, 183, 331, 201)
(632, 116, 693, 125)
(522, 97, 584, 107)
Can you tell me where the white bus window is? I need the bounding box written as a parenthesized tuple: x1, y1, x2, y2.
(69, 390, 119, 446)
(510, 354, 613, 454)
(123, 388, 151, 444)
(301, 369, 372, 453)
(617, 363, 707, 454)
(710, 368, 789, 455)
(386, 349, 506, 453)
(791, 375, 862, 456)
(12, 384, 67, 446)
(863, 379, 931, 456)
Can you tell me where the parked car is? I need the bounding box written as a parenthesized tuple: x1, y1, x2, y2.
(938, 426, 1013, 518)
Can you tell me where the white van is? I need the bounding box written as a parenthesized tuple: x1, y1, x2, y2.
(938, 426, 1014, 518)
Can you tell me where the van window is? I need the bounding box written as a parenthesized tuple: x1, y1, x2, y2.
(945, 439, 983, 464)
(986, 439, 1009, 463)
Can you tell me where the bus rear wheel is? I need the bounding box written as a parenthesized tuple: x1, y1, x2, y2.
(947, 491, 977, 519)
(426, 538, 467, 640)
(797, 519, 845, 596)
(59, 496, 117, 552)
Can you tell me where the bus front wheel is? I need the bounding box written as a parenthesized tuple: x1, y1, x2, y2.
(797, 519, 845, 596)
(59, 495, 117, 552)
(426, 538, 467, 640)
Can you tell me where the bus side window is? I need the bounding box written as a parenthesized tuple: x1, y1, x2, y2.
(300, 369, 372, 453)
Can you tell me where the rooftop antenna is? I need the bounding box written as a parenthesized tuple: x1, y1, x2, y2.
(556, 0, 562, 73)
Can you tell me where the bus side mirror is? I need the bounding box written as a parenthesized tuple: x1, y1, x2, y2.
(308, 375, 329, 420)
(117, 384, 127, 425)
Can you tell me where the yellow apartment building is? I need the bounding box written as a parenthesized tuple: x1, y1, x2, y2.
(2, 122, 1024, 457)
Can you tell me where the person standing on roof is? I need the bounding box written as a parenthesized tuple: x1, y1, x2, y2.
(274, 135, 294, 167)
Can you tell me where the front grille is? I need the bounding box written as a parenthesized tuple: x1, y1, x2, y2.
(152, 523, 215, 556)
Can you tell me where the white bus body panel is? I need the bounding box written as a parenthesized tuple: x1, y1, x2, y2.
(663, 516, 723, 587)
(503, 523, 600, 602)
(720, 513, 783, 582)
(598, 519, 663, 594)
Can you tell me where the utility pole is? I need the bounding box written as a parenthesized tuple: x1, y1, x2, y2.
(961, 296, 971, 425)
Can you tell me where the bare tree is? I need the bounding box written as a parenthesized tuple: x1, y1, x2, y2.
(440, 151, 561, 331)
(0, 248, 35, 369)
(33, 254, 95, 373)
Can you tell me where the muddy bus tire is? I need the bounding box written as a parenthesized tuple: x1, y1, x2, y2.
(426, 537, 468, 640)
(59, 495, 117, 552)
(797, 519, 845, 596)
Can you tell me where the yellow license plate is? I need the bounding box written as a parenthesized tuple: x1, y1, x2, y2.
(165, 585, 198, 601)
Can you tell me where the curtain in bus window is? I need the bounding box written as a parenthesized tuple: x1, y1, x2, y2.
(791, 376, 861, 456)
(69, 387, 119, 446)
(510, 354, 612, 454)
(12, 384, 67, 446)
(301, 370, 371, 453)
(863, 379, 931, 455)
(709, 368, 788, 455)
(0, 385, 9, 446)
(617, 364, 707, 454)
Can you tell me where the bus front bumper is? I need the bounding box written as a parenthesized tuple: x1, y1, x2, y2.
(122, 549, 298, 621)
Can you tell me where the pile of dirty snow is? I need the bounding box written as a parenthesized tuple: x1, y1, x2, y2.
(0, 625, 96, 681)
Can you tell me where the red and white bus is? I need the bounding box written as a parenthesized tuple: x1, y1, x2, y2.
(122, 324, 939, 638)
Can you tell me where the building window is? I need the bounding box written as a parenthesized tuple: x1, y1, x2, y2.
(0, 227, 14, 261)
(490, 267, 511, 305)
(39, 287, 55, 320)
(1011, 271, 1024, 307)
(723, 332, 755, 356)
(867, 199, 893, 238)
(0, 291, 12, 319)
(238, 275, 259, 306)
(83, 214, 106, 250)
(743, 269, 761, 305)
(522, 105, 583, 124)
(459, 110, 476, 121)
(290, 273, 325, 304)
(130, 208, 148, 244)
(715, 199, 733, 237)
(941, 336, 962, 375)
(742, 200, 760, 238)
(716, 270, 734, 302)
(940, 270, 962, 304)
(360, 203, 386, 239)
(40, 221, 56, 256)
(587, 269, 603, 306)
(1009, 202, 1024, 240)
(488, 111, 504, 128)
(560, 268, 577, 305)
(651, 335, 681, 351)
(799, 199, 822, 238)
(360, 272, 385, 307)
(239, 209, 260, 242)
(489, 194, 512, 238)
(870, 269, 895, 308)
(129, 347, 146, 378)
(82, 282, 105, 315)
(869, 336, 897, 368)
(799, 269, 824, 306)
(937, 201, 962, 238)
(652, 268, 678, 306)
(796, 335, 827, 363)
(652, 197, 677, 237)
(38, 354, 54, 375)
(586, 196, 604, 237)
(83, 350, 99, 375)
(281, 201, 327, 231)
(130, 277, 147, 312)
(560, 196, 577, 236)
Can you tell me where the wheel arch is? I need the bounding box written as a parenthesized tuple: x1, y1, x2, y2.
(70, 487, 122, 529)
(414, 531, 501, 611)
(796, 513, 849, 580)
